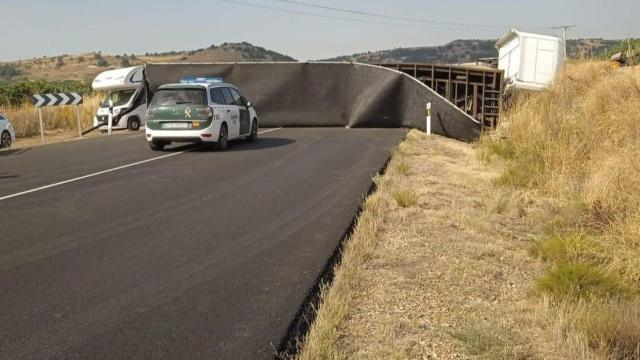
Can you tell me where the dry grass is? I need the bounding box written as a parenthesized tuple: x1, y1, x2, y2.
(297, 131, 563, 359)
(482, 61, 640, 358)
(3, 94, 101, 138)
(545, 298, 640, 360)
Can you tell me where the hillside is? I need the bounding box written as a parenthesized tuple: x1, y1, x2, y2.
(323, 38, 623, 64)
(0, 42, 296, 82)
(481, 61, 640, 358)
(324, 40, 497, 64)
(566, 38, 620, 58)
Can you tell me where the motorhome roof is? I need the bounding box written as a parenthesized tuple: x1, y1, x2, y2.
(92, 66, 144, 91)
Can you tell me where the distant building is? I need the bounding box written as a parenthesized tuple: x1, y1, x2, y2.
(496, 29, 564, 91)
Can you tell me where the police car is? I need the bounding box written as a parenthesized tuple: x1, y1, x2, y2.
(145, 77, 258, 151)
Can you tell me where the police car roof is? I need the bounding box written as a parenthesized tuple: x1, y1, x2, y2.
(158, 82, 237, 90)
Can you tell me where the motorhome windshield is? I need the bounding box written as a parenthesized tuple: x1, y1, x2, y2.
(101, 89, 136, 107)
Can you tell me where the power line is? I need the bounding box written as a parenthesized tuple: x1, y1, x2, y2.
(273, 0, 501, 29)
(214, 0, 510, 31)
(551, 25, 576, 60)
(271, 0, 551, 30)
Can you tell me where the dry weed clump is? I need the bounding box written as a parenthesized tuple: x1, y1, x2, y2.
(390, 158, 411, 176)
(392, 188, 418, 208)
(2, 94, 101, 138)
(483, 61, 640, 358)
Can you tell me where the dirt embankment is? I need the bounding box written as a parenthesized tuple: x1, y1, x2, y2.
(297, 62, 640, 360)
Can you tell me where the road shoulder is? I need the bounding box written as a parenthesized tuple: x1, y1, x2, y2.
(298, 130, 564, 359)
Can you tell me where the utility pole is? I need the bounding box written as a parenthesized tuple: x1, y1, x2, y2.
(552, 25, 577, 61)
(628, 34, 632, 56)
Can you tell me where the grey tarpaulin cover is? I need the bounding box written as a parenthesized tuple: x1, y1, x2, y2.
(144, 62, 481, 141)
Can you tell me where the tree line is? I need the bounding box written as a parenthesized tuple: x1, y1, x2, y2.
(0, 80, 91, 107)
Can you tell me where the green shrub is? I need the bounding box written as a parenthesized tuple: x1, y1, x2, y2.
(483, 139, 518, 161)
(536, 262, 627, 300)
(0, 63, 22, 80)
(481, 138, 546, 188)
(529, 233, 596, 264)
(493, 163, 533, 187)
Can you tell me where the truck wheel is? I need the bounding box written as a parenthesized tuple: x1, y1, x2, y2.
(128, 117, 141, 131)
(215, 123, 228, 151)
(149, 141, 166, 151)
(248, 119, 258, 142)
(0, 131, 11, 148)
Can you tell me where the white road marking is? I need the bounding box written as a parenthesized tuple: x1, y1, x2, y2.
(257, 127, 282, 135)
(0, 152, 185, 201)
(0, 128, 282, 202)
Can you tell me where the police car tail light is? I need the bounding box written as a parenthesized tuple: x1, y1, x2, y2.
(196, 106, 214, 120)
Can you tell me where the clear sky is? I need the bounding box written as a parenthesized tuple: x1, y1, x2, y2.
(0, 0, 637, 61)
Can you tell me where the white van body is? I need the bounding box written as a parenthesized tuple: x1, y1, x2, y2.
(496, 29, 564, 91)
(92, 66, 146, 131)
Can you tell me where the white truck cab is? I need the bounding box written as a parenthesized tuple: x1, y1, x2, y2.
(91, 66, 147, 131)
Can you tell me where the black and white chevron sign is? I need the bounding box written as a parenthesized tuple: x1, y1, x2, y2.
(32, 93, 83, 107)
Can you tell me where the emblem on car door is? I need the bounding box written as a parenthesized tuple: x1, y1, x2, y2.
(184, 107, 192, 119)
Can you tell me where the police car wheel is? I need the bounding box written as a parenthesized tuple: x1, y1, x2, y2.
(128, 118, 141, 131)
(248, 119, 258, 142)
(0, 131, 11, 148)
(215, 124, 229, 151)
(149, 141, 166, 151)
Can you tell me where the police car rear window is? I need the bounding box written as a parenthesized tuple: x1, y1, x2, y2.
(150, 89, 207, 106)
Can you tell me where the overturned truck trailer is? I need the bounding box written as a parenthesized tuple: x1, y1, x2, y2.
(144, 62, 482, 141)
(378, 63, 504, 128)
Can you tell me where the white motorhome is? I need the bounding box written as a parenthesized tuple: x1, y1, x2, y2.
(496, 29, 564, 91)
(91, 66, 146, 131)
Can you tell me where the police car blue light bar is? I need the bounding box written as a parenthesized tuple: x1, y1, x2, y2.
(180, 76, 224, 84)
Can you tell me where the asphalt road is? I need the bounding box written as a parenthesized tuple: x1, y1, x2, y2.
(0, 127, 406, 359)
